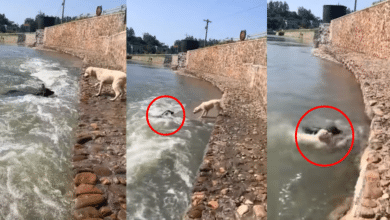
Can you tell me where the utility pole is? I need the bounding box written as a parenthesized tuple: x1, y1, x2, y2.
(203, 19, 211, 47)
(354, 0, 357, 12)
(61, 0, 66, 23)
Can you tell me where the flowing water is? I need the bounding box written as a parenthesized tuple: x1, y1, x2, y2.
(127, 61, 222, 219)
(0, 45, 82, 219)
(267, 37, 370, 219)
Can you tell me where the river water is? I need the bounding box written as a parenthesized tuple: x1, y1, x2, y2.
(0, 45, 82, 219)
(127, 61, 222, 219)
(267, 37, 370, 219)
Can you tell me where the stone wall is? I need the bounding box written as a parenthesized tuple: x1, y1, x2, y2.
(186, 38, 267, 105)
(0, 34, 20, 44)
(330, 0, 390, 60)
(25, 33, 36, 46)
(43, 12, 126, 71)
(277, 29, 317, 41)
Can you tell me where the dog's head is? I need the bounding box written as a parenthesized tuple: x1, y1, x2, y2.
(193, 106, 201, 114)
(317, 129, 332, 144)
(84, 67, 95, 78)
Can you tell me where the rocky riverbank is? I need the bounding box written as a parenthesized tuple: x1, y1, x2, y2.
(315, 45, 390, 220)
(71, 63, 127, 220)
(176, 68, 267, 220)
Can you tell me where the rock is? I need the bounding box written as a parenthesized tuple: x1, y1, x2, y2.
(118, 176, 126, 185)
(100, 177, 111, 185)
(208, 200, 219, 209)
(359, 206, 375, 218)
(361, 198, 377, 208)
(108, 184, 126, 198)
(237, 204, 249, 217)
(367, 153, 381, 164)
(382, 193, 389, 199)
(93, 165, 112, 176)
(219, 167, 226, 173)
(363, 171, 383, 199)
(244, 200, 253, 205)
(369, 100, 377, 106)
(91, 123, 99, 130)
(75, 172, 97, 186)
(73, 207, 101, 220)
(99, 206, 112, 216)
(75, 184, 103, 196)
(221, 188, 228, 195)
(188, 207, 203, 218)
(373, 107, 384, 116)
(117, 210, 126, 220)
(73, 155, 88, 162)
(77, 134, 93, 144)
(75, 194, 106, 209)
(114, 168, 126, 175)
(253, 205, 267, 217)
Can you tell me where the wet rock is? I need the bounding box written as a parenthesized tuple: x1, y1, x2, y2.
(253, 205, 266, 217)
(117, 176, 126, 185)
(237, 204, 249, 217)
(117, 210, 126, 220)
(188, 206, 203, 218)
(114, 168, 126, 175)
(77, 134, 93, 144)
(74, 207, 101, 219)
(75, 172, 97, 186)
(108, 184, 126, 198)
(73, 155, 88, 162)
(75, 184, 103, 196)
(93, 165, 112, 176)
(75, 194, 106, 209)
(99, 206, 112, 216)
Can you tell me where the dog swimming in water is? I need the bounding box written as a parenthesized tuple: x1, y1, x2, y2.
(4, 83, 54, 97)
(297, 125, 348, 149)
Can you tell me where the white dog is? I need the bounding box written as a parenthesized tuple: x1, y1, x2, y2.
(297, 129, 333, 148)
(193, 99, 223, 118)
(297, 127, 352, 150)
(84, 67, 126, 101)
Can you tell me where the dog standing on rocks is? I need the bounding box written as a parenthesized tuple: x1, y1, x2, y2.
(193, 99, 223, 119)
(84, 67, 126, 101)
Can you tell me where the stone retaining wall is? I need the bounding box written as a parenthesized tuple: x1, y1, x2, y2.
(329, 0, 390, 61)
(186, 38, 267, 109)
(43, 12, 126, 72)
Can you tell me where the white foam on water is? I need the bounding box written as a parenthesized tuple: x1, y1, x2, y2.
(0, 54, 77, 218)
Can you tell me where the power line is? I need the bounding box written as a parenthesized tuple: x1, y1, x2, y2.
(213, 4, 264, 21)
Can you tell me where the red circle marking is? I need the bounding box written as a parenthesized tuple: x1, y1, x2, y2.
(295, 105, 355, 167)
(146, 95, 186, 136)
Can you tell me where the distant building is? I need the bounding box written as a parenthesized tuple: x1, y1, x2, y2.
(23, 24, 31, 32)
(284, 18, 300, 29)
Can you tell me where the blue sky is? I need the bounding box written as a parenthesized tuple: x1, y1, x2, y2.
(128, 0, 267, 46)
(267, 0, 374, 18)
(1, 0, 126, 26)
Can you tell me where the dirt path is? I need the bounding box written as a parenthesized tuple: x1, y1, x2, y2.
(315, 45, 390, 220)
(71, 63, 127, 220)
(178, 69, 267, 220)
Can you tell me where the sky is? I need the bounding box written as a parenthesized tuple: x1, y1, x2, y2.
(1, 0, 126, 26)
(128, 0, 267, 46)
(267, 0, 375, 18)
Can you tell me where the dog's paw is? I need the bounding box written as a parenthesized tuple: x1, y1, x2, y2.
(95, 94, 100, 97)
